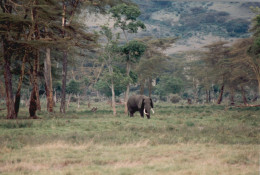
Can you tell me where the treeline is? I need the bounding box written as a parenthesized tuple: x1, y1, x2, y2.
(185, 8, 260, 106)
(0, 0, 132, 119)
(1, 1, 260, 119)
(0, 0, 176, 118)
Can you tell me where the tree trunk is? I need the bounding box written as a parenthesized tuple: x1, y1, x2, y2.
(217, 85, 224, 104)
(67, 93, 72, 109)
(34, 50, 41, 111)
(111, 80, 116, 116)
(193, 78, 198, 103)
(124, 61, 130, 114)
(44, 48, 54, 112)
(0, 79, 5, 99)
(29, 87, 37, 119)
(229, 88, 235, 106)
(14, 50, 27, 118)
(208, 89, 211, 103)
(2, 37, 15, 119)
(30, 2, 41, 111)
(60, 51, 68, 113)
(77, 94, 80, 109)
(257, 76, 260, 100)
(205, 89, 209, 103)
(60, 2, 67, 113)
(53, 90, 57, 106)
(29, 50, 41, 118)
(241, 86, 248, 105)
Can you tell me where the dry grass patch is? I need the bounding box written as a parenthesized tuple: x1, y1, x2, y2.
(0, 142, 258, 175)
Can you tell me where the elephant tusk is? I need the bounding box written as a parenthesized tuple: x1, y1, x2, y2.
(151, 108, 155, 114)
(144, 109, 148, 115)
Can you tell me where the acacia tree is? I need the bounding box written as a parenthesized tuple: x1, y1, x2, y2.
(154, 75, 183, 99)
(109, 3, 146, 114)
(59, 0, 127, 113)
(203, 41, 231, 104)
(1, 0, 20, 118)
(248, 9, 260, 97)
(135, 37, 177, 97)
(228, 38, 258, 105)
(99, 25, 122, 115)
(0, 0, 44, 118)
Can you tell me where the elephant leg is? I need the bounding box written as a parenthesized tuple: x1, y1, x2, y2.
(129, 111, 134, 117)
(139, 110, 144, 118)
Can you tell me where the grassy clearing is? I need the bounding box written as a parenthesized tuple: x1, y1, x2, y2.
(0, 102, 259, 174)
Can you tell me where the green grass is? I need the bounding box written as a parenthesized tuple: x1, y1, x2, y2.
(0, 102, 259, 174)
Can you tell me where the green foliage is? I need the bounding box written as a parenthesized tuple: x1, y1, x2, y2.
(83, 77, 89, 86)
(249, 11, 260, 56)
(109, 3, 146, 33)
(53, 81, 62, 92)
(66, 80, 81, 94)
(155, 75, 184, 96)
(120, 40, 146, 62)
(95, 68, 129, 97)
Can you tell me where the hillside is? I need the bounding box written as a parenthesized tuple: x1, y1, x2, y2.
(132, 1, 260, 54)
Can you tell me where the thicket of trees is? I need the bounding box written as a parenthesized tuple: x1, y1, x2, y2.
(1, 1, 260, 119)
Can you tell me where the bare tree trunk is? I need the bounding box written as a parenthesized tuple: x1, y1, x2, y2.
(29, 87, 37, 119)
(60, 2, 67, 113)
(257, 77, 260, 100)
(124, 61, 130, 114)
(94, 63, 104, 85)
(71, 70, 76, 80)
(2, 37, 15, 119)
(229, 88, 235, 106)
(30, 2, 41, 111)
(53, 90, 56, 107)
(77, 94, 80, 109)
(0, 79, 5, 99)
(193, 78, 198, 103)
(44, 48, 54, 112)
(14, 50, 27, 118)
(60, 51, 68, 113)
(35, 50, 41, 111)
(67, 93, 72, 109)
(111, 80, 116, 116)
(241, 86, 248, 105)
(29, 50, 41, 118)
(206, 89, 209, 103)
(217, 85, 224, 104)
(209, 89, 211, 103)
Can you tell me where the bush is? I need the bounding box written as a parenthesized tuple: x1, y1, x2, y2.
(170, 94, 182, 103)
(159, 96, 167, 102)
(70, 96, 77, 102)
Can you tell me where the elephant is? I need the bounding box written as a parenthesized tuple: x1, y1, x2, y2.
(127, 95, 154, 119)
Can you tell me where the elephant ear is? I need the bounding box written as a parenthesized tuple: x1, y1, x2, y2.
(150, 98, 154, 108)
(138, 98, 144, 109)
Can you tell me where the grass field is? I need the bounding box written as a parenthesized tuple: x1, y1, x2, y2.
(0, 102, 259, 175)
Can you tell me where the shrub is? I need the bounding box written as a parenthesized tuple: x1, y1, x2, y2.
(70, 96, 77, 102)
(170, 94, 182, 103)
(159, 96, 167, 102)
